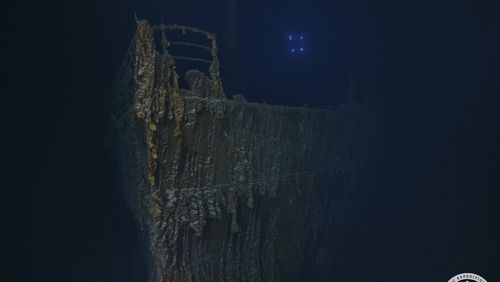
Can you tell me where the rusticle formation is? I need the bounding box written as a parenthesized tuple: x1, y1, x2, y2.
(112, 20, 379, 282)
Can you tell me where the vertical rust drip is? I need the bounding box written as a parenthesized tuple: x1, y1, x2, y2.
(208, 35, 225, 100)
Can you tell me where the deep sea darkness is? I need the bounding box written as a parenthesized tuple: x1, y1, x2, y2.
(3, 0, 500, 281)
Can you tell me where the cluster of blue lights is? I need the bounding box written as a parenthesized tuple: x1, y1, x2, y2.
(287, 34, 305, 55)
(290, 47, 305, 53)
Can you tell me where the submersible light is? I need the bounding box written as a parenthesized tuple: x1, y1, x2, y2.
(287, 33, 305, 55)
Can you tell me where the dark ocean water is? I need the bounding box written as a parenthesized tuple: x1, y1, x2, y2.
(4, 0, 500, 281)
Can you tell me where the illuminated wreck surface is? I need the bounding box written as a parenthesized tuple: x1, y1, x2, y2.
(112, 20, 380, 282)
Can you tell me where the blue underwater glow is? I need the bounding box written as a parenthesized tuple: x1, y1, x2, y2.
(287, 33, 305, 55)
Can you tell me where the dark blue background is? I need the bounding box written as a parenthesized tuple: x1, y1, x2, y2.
(3, 0, 500, 281)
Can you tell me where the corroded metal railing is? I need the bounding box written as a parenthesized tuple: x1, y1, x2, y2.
(152, 24, 225, 100)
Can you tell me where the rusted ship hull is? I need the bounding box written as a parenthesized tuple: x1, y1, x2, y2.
(113, 20, 378, 282)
